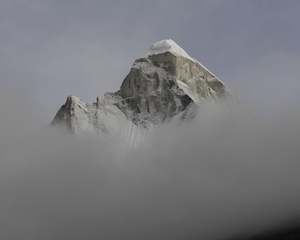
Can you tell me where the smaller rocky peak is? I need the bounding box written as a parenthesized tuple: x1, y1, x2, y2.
(66, 95, 81, 104)
(52, 94, 130, 135)
(64, 95, 86, 110)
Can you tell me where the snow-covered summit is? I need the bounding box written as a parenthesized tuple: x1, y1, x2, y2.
(146, 39, 219, 78)
(147, 39, 195, 62)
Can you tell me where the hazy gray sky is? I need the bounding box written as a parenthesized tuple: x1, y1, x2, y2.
(1, 0, 300, 121)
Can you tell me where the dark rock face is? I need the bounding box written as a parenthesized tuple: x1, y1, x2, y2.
(116, 51, 227, 125)
(117, 56, 191, 124)
(52, 39, 229, 133)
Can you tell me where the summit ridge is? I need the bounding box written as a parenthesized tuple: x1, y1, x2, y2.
(147, 39, 195, 61)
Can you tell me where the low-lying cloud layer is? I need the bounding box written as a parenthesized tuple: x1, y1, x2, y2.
(1, 81, 300, 240)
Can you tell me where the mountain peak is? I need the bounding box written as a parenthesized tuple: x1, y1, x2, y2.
(52, 39, 229, 135)
(147, 39, 195, 62)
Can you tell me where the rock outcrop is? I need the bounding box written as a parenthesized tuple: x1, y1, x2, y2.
(52, 39, 229, 134)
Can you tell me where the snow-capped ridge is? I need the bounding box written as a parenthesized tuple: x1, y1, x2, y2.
(147, 39, 220, 79)
(147, 39, 195, 62)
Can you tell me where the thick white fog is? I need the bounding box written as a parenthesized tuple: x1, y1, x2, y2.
(0, 78, 300, 240)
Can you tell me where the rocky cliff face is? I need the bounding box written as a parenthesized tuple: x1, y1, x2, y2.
(52, 39, 229, 134)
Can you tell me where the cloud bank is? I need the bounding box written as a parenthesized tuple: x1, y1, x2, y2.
(0, 73, 300, 240)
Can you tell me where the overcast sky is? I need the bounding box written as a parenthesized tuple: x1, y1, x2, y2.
(1, 0, 300, 121)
